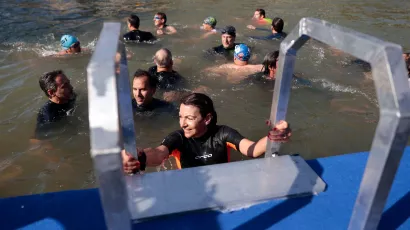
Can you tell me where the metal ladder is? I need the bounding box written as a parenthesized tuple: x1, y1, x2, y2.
(86, 18, 410, 230)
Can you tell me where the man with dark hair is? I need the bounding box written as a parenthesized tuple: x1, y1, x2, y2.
(247, 17, 286, 40)
(122, 93, 291, 172)
(35, 70, 76, 139)
(209, 26, 242, 58)
(252, 9, 273, 25)
(123, 14, 155, 42)
(132, 69, 176, 114)
(153, 12, 177, 35)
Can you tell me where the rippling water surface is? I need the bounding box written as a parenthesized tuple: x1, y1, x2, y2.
(0, 0, 409, 197)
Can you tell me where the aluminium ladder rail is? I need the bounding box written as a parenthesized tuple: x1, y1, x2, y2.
(267, 17, 410, 230)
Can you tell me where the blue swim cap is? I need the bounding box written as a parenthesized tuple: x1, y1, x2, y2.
(234, 44, 251, 61)
(60, 35, 79, 50)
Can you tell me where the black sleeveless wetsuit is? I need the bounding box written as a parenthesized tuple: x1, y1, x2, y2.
(148, 66, 184, 90)
(161, 125, 245, 168)
(123, 30, 155, 42)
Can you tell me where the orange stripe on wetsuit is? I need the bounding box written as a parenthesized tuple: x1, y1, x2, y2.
(170, 142, 237, 170)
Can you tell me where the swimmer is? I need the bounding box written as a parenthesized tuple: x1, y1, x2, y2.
(200, 17, 221, 38)
(206, 48, 309, 85)
(122, 93, 291, 172)
(58, 35, 82, 55)
(247, 17, 287, 40)
(200, 17, 219, 32)
(252, 9, 273, 25)
(34, 70, 76, 140)
(175, 17, 219, 43)
(132, 69, 177, 114)
(234, 9, 272, 25)
(149, 48, 185, 91)
(205, 44, 262, 83)
(154, 12, 177, 35)
(209, 26, 241, 58)
(123, 14, 155, 42)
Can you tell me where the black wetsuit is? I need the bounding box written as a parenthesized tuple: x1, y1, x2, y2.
(211, 43, 238, 56)
(34, 97, 76, 139)
(161, 125, 245, 168)
(123, 30, 155, 42)
(249, 28, 287, 40)
(148, 66, 185, 90)
(132, 98, 176, 114)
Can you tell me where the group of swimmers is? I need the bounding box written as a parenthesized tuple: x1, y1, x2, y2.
(34, 9, 292, 174)
(36, 8, 410, 174)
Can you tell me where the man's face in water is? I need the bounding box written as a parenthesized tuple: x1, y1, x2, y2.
(153, 14, 164, 27)
(133, 75, 155, 106)
(221, 34, 235, 49)
(49, 74, 74, 102)
(253, 11, 263, 20)
(202, 23, 212, 31)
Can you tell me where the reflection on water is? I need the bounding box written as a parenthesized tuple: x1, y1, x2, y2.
(0, 0, 409, 197)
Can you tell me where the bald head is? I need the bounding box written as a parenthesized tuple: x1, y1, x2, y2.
(154, 48, 173, 68)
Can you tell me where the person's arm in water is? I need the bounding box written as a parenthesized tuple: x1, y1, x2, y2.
(238, 120, 291, 157)
(247, 25, 270, 31)
(203, 64, 263, 83)
(158, 26, 177, 35)
(200, 31, 217, 39)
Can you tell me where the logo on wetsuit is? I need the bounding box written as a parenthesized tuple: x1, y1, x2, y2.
(195, 154, 213, 159)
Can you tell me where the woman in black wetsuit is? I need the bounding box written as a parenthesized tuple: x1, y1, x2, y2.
(122, 93, 291, 173)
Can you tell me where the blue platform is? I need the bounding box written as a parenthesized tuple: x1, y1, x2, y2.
(1, 148, 409, 230)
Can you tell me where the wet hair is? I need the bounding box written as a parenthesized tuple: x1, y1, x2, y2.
(262, 51, 279, 75)
(256, 9, 266, 18)
(133, 69, 158, 89)
(180, 93, 218, 127)
(39, 70, 64, 97)
(154, 48, 173, 68)
(272, 17, 284, 33)
(156, 12, 167, 24)
(128, 14, 140, 29)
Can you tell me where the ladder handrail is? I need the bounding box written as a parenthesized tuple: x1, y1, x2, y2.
(87, 22, 133, 230)
(267, 17, 410, 230)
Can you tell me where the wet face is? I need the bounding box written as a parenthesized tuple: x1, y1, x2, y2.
(68, 42, 81, 53)
(132, 75, 155, 106)
(253, 11, 262, 20)
(221, 34, 235, 48)
(179, 104, 209, 138)
(153, 14, 164, 27)
(202, 23, 212, 31)
(49, 74, 73, 102)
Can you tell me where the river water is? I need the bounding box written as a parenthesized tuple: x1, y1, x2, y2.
(0, 0, 409, 197)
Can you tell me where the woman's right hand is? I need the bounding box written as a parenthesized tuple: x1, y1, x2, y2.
(122, 150, 140, 174)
